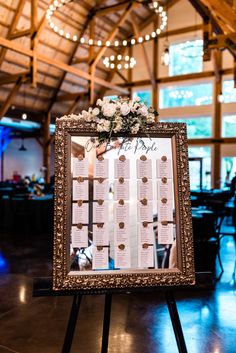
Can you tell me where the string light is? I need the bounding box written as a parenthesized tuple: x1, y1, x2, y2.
(103, 55, 136, 70)
(46, 0, 167, 47)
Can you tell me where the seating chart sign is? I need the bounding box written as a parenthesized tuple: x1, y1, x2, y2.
(53, 121, 195, 291)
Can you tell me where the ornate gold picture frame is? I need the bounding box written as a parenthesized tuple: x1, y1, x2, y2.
(53, 118, 195, 291)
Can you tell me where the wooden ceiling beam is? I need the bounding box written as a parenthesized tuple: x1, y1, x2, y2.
(0, 77, 23, 117)
(0, 36, 129, 94)
(30, 0, 38, 87)
(90, 3, 136, 69)
(0, 72, 30, 85)
(94, 2, 130, 16)
(0, 0, 26, 68)
(9, 29, 31, 40)
(131, 16, 156, 89)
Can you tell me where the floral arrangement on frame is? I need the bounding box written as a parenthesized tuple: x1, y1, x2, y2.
(61, 97, 159, 144)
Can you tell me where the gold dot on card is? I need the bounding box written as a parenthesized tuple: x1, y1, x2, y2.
(98, 178, 104, 184)
(141, 198, 148, 206)
(97, 246, 103, 251)
(77, 223, 83, 229)
(78, 155, 83, 161)
(118, 244, 125, 250)
(119, 199, 124, 206)
(97, 155, 104, 161)
(77, 200, 83, 206)
(119, 222, 125, 229)
(77, 176, 84, 183)
(142, 243, 149, 249)
(140, 155, 147, 161)
(162, 177, 167, 184)
(119, 155, 126, 162)
(161, 221, 168, 226)
(142, 177, 148, 183)
(161, 197, 167, 204)
(143, 221, 148, 228)
(98, 199, 104, 205)
(119, 177, 124, 184)
(97, 223, 104, 228)
(161, 155, 167, 162)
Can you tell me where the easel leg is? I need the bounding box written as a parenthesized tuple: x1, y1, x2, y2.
(62, 295, 82, 353)
(101, 294, 112, 353)
(165, 291, 188, 353)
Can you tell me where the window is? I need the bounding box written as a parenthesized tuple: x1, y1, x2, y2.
(169, 40, 203, 76)
(222, 80, 236, 103)
(160, 117, 212, 139)
(221, 157, 236, 189)
(104, 95, 118, 101)
(188, 146, 212, 190)
(159, 82, 212, 109)
(133, 90, 152, 107)
(222, 115, 236, 137)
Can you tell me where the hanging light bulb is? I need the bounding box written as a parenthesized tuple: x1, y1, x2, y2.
(22, 113, 27, 120)
(161, 44, 170, 66)
(217, 93, 224, 103)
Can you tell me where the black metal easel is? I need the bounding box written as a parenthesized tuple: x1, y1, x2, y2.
(33, 274, 212, 353)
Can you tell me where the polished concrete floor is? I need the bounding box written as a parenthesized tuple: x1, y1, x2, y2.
(0, 226, 236, 353)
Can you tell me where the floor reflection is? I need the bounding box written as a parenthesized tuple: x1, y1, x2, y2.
(0, 226, 235, 353)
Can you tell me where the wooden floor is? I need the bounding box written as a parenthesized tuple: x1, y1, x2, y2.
(0, 224, 236, 353)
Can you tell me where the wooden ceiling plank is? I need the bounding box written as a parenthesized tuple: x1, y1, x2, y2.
(10, 29, 31, 40)
(0, 71, 30, 85)
(56, 91, 88, 102)
(30, 0, 38, 87)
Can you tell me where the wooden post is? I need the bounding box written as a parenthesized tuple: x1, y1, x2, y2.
(213, 50, 222, 189)
(43, 112, 51, 183)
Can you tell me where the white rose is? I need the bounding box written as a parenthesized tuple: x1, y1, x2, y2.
(102, 103, 116, 117)
(97, 119, 111, 132)
(120, 103, 130, 116)
(92, 107, 100, 116)
(138, 106, 148, 116)
(131, 102, 140, 112)
(82, 110, 93, 122)
(134, 96, 141, 102)
(103, 97, 110, 103)
(131, 123, 140, 134)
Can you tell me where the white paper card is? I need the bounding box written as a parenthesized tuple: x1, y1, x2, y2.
(92, 246, 109, 270)
(138, 224, 154, 244)
(71, 226, 88, 248)
(93, 225, 109, 246)
(114, 203, 129, 223)
(114, 246, 131, 269)
(137, 159, 152, 179)
(137, 202, 153, 222)
(114, 225, 130, 245)
(93, 202, 108, 223)
(94, 159, 109, 178)
(137, 180, 153, 200)
(156, 159, 172, 179)
(73, 180, 88, 200)
(72, 203, 89, 224)
(157, 180, 173, 200)
(157, 201, 173, 222)
(138, 245, 154, 268)
(114, 159, 130, 179)
(93, 180, 109, 200)
(114, 180, 129, 200)
(158, 223, 174, 244)
(72, 158, 89, 177)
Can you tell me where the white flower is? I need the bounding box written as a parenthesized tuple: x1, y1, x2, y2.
(113, 121, 122, 133)
(120, 103, 130, 116)
(146, 113, 155, 124)
(92, 107, 100, 116)
(103, 97, 110, 103)
(102, 103, 117, 117)
(138, 106, 148, 116)
(134, 96, 141, 102)
(82, 110, 93, 122)
(97, 119, 111, 132)
(97, 99, 103, 106)
(131, 123, 140, 134)
(131, 102, 140, 112)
